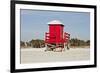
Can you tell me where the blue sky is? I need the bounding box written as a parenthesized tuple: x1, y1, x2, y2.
(21, 9, 90, 42)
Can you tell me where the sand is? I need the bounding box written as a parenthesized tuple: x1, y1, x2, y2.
(21, 48, 90, 64)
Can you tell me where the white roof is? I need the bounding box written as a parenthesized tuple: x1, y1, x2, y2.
(48, 20, 63, 24)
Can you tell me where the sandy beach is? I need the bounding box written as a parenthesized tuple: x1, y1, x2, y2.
(21, 48, 90, 64)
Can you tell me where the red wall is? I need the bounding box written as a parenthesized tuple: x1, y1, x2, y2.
(49, 24, 64, 44)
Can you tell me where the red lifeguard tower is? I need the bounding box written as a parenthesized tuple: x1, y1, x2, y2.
(45, 20, 70, 51)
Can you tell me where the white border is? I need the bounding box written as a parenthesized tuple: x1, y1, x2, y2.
(15, 4, 95, 69)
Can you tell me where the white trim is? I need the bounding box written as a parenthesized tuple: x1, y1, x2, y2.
(48, 20, 63, 24)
